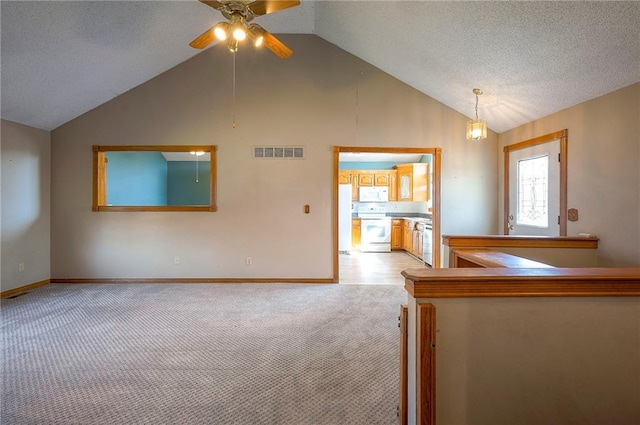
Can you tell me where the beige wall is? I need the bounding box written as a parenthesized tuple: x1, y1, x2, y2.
(50, 35, 498, 279)
(498, 83, 640, 266)
(1, 119, 51, 291)
(7, 37, 637, 281)
(407, 295, 640, 425)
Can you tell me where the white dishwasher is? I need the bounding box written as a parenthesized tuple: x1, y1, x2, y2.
(422, 222, 433, 267)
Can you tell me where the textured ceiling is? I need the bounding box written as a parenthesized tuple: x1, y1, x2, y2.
(2, 1, 639, 133)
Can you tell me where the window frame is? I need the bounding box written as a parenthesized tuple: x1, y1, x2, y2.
(92, 145, 217, 212)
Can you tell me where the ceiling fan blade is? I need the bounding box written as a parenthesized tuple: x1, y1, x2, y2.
(189, 26, 217, 49)
(263, 32, 293, 59)
(247, 0, 300, 16)
(199, 0, 225, 11)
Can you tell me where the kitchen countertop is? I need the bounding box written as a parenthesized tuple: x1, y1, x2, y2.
(351, 214, 432, 226)
(397, 216, 432, 224)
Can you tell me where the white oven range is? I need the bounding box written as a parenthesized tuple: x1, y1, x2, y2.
(357, 206, 391, 252)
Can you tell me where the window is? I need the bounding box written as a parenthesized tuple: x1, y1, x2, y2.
(92, 145, 217, 212)
(517, 154, 548, 227)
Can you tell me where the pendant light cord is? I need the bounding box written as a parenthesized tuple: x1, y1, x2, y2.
(475, 92, 479, 120)
(355, 71, 363, 142)
(232, 52, 237, 128)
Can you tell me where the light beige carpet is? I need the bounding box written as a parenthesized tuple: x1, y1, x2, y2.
(2, 282, 406, 424)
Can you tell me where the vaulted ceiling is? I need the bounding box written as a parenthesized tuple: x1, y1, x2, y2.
(2, 1, 639, 133)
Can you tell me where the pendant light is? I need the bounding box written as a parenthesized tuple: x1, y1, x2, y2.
(466, 88, 487, 141)
(190, 151, 205, 182)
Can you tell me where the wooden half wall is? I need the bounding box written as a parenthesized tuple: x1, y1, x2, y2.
(443, 235, 599, 268)
(401, 267, 640, 425)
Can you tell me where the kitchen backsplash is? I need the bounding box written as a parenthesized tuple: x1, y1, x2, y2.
(352, 201, 430, 215)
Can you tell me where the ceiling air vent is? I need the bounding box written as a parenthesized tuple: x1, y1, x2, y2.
(253, 146, 305, 159)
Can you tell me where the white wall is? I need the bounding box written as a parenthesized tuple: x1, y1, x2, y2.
(1, 119, 51, 291)
(498, 83, 640, 267)
(50, 35, 497, 279)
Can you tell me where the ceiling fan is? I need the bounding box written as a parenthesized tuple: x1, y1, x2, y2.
(189, 0, 300, 59)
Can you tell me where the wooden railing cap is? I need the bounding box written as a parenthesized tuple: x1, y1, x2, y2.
(403, 268, 640, 298)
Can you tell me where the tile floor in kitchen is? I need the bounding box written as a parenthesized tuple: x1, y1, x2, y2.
(339, 251, 426, 285)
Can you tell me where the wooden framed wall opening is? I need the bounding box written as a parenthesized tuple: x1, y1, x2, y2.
(92, 145, 217, 212)
(332, 146, 442, 282)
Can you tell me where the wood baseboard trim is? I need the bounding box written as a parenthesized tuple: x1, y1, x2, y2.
(50, 278, 336, 284)
(1, 279, 50, 298)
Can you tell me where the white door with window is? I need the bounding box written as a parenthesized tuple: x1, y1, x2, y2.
(507, 140, 561, 236)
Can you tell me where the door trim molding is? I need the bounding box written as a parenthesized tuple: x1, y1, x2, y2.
(503, 130, 568, 236)
(333, 146, 442, 280)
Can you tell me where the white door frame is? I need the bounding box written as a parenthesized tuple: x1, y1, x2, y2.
(503, 130, 568, 236)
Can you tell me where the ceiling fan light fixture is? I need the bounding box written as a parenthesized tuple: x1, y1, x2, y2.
(232, 27, 246, 41)
(213, 22, 229, 41)
(189, 1, 299, 58)
(466, 88, 487, 141)
(229, 13, 247, 41)
(248, 24, 265, 47)
(228, 38, 239, 53)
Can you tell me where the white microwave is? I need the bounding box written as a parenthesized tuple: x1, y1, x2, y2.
(359, 186, 389, 202)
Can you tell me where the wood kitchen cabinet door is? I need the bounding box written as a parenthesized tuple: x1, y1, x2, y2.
(403, 221, 413, 251)
(374, 173, 390, 186)
(395, 163, 428, 202)
(396, 165, 414, 201)
(358, 171, 374, 186)
(338, 170, 351, 185)
(388, 170, 398, 201)
(391, 220, 403, 250)
(352, 218, 361, 250)
(339, 171, 359, 201)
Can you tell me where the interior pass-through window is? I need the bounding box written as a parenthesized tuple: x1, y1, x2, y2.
(92, 145, 217, 212)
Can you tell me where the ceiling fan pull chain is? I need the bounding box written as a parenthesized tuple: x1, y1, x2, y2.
(195, 154, 200, 183)
(355, 71, 363, 143)
(232, 52, 237, 128)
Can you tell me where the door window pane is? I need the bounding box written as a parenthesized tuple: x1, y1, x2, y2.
(517, 155, 548, 227)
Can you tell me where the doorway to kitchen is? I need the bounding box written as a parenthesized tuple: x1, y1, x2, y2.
(332, 146, 442, 283)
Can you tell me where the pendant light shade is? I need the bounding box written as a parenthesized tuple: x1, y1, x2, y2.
(467, 118, 487, 141)
(466, 88, 487, 141)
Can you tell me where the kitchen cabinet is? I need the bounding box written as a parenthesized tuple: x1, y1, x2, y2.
(339, 171, 359, 201)
(401, 219, 425, 260)
(358, 171, 392, 187)
(352, 218, 361, 250)
(395, 163, 429, 202)
(412, 223, 424, 259)
(338, 170, 351, 185)
(391, 219, 403, 250)
(388, 170, 398, 201)
(403, 220, 413, 251)
(341, 169, 396, 201)
(358, 171, 375, 186)
(374, 173, 390, 186)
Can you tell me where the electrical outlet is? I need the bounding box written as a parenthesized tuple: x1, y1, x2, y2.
(18, 263, 25, 272)
(246, 257, 252, 266)
(174, 256, 180, 265)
